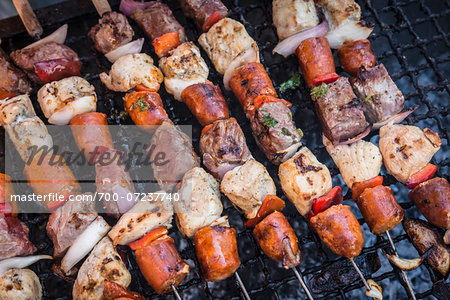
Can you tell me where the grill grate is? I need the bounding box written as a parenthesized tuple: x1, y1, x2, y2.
(1, 0, 449, 299)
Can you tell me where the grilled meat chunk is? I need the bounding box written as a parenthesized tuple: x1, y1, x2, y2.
(198, 18, 259, 74)
(221, 159, 276, 219)
(10, 42, 81, 83)
(0, 269, 42, 300)
(0, 94, 53, 162)
(37, 76, 97, 125)
(100, 53, 163, 92)
(46, 196, 98, 257)
(175, 167, 223, 238)
(179, 0, 228, 30)
(108, 193, 173, 245)
(250, 99, 302, 164)
(159, 42, 209, 101)
(150, 122, 200, 192)
(131, 2, 187, 42)
(313, 77, 367, 143)
(0, 216, 36, 260)
(279, 147, 332, 216)
(379, 125, 441, 183)
(409, 177, 450, 229)
(350, 64, 404, 123)
(0, 50, 31, 94)
(323, 135, 382, 188)
(89, 11, 134, 54)
(200, 118, 252, 179)
(338, 39, 376, 75)
(272, 0, 319, 40)
(73, 236, 131, 300)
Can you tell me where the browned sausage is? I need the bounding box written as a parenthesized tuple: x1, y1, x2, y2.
(69, 112, 114, 160)
(135, 234, 189, 294)
(357, 185, 404, 234)
(229, 62, 278, 114)
(253, 211, 301, 269)
(295, 37, 336, 88)
(310, 204, 363, 258)
(181, 82, 229, 126)
(409, 177, 450, 229)
(338, 39, 376, 75)
(194, 225, 241, 281)
(124, 91, 169, 130)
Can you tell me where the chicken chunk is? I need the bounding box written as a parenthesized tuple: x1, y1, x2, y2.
(379, 125, 441, 183)
(279, 147, 332, 216)
(323, 135, 382, 187)
(272, 0, 319, 40)
(108, 193, 173, 245)
(73, 236, 131, 300)
(0, 216, 36, 260)
(159, 42, 209, 100)
(175, 167, 223, 238)
(221, 159, 276, 219)
(350, 64, 404, 123)
(100, 53, 163, 92)
(0, 94, 53, 161)
(0, 269, 42, 300)
(198, 18, 259, 74)
(37, 76, 97, 125)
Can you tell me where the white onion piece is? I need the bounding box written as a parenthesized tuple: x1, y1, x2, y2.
(365, 279, 383, 300)
(336, 125, 372, 145)
(61, 216, 110, 273)
(105, 38, 144, 63)
(273, 20, 329, 58)
(384, 252, 425, 271)
(372, 105, 418, 130)
(48, 95, 97, 125)
(24, 24, 68, 50)
(165, 76, 207, 101)
(0, 255, 52, 277)
(444, 229, 449, 245)
(326, 21, 374, 49)
(223, 44, 260, 90)
(279, 142, 302, 163)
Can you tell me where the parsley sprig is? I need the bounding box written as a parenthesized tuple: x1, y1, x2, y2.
(279, 72, 301, 93)
(310, 83, 328, 100)
(262, 114, 278, 128)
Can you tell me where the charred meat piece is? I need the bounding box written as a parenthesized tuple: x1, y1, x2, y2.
(279, 147, 332, 216)
(0, 269, 42, 300)
(73, 236, 131, 299)
(379, 125, 441, 184)
(409, 177, 450, 230)
(272, 0, 319, 40)
(350, 64, 404, 123)
(313, 77, 367, 143)
(0, 49, 31, 94)
(175, 167, 223, 238)
(0, 216, 36, 260)
(310, 204, 364, 258)
(221, 159, 276, 219)
(10, 42, 81, 84)
(89, 11, 134, 54)
(250, 100, 302, 164)
(179, 0, 228, 30)
(131, 2, 187, 42)
(200, 118, 252, 180)
(46, 196, 98, 257)
(323, 135, 382, 188)
(338, 39, 376, 75)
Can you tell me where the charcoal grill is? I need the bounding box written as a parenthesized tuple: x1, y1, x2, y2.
(0, 0, 449, 299)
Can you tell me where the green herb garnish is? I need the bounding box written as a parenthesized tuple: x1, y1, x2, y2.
(364, 94, 372, 102)
(279, 72, 301, 93)
(297, 128, 304, 137)
(118, 110, 128, 120)
(262, 114, 278, 128)
(136, 97, 149, 111)
(310, 83, 328, 100)
(281, 127, 290, 135)
(288, 111, 293, 119)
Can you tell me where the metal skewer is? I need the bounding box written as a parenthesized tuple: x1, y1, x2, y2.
(12, 0, 43, 39)
(385, 231, 416, 300)
(292, 267, 314, 300)
(171, 284, 182, 300)
(90, 0, 112, 16)
(235, 272, 251, 300)
(349, 258, 371, 291)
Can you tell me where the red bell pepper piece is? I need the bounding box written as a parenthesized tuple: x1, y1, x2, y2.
(34, 58, 81, 83)
(202, 11, 222, 32)
(128, 226, 168, 251)
(351, 176, 383, 200)
(152, 32, 180, 58)
(307, 186, 343, 221)
(201, 123, 214, 136)
(0, 202, 13, 217)
(312, 73, 340, 87)
(244, 194, 285, 228)
(405, 163, 438, 189)
(103, 280, 145, 300)
(0, 89, 17, 100)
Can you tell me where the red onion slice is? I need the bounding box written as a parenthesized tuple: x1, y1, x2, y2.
(223, 43, 259, 90)
(0, 255, 52, 277)
(119, 0, 153, 16)
(373, 105, 418, 130)
(24, 24, 68, 50)
(273, 20, 328, 58)
(336, 125, 372, 145)
(105, 38, 144, 63)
